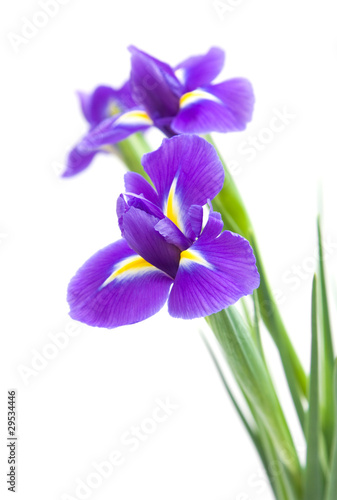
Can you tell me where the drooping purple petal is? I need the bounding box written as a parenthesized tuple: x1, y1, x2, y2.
(124, 172, 160, 207)
(118, 205, 181, 279)
(78, 110, 152, 152)
(172, 78, 254, 134)
(175, 47, 225, 92)
(67, 239, 173, 328)
(62, 145, 99, 178)
(128, 45, 182, 121)
(142, 135, 224, 235)
(168, 231, 260, 319)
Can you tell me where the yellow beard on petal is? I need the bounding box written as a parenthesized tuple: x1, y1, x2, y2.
(114, 110, 153, 126)
(179, 90, 220, 109)
(108, 102, 121, 116)
(101, 255, 155, 288)
(166, 179, 181, 229)
(179, 249, 212, 269)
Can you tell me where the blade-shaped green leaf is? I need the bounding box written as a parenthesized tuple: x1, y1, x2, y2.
(317, 217, 335, 456)
(252, 289, 266, 363)
(250, 231, 307, 432)
(202, 332, 293, 500)
(206, 306, 302, 497)
(205, 134, 308, 420)
(325, 359, 337, 500)
(304, 276, 324, 499)
(201, 334, 265, 460)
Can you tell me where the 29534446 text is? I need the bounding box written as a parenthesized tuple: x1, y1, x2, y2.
(7, 390, 17, 493)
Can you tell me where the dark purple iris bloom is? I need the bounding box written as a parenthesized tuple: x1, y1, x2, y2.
(67, 135, 259, 328)
(63, 81, 140, 177)
(64, 46, 254, 177)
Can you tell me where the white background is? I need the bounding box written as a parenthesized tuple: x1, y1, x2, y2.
(1, 0, 337, 499)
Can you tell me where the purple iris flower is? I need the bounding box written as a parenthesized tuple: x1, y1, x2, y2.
(63, 81, 141, 177)
(67, 135, 259, 328)
(64, 46, 254, 178)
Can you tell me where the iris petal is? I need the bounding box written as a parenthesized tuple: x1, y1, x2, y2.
(199, 208, 224, 241)
(62, 145, 99, 178)
(142, 135, 224, 235)
(168, 231, 260, 319)
(128, 45, 182, 121)
(124, 172, 160, 207)
(79, 110, 152, 152)
(77, 82, 137, 127)
(67, 239, 173, 328)
(172, 78, 254, 134)
(175, 47, 225, 92)
(119, 206, 181, 279)
(185, 205, 204, 240)
(155, 218, 191, 251)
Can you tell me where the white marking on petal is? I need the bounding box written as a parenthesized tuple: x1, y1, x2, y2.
(179, 89, 221, 109)
(179, 248, 213, 269)
(175, 68, 186, 84)
(114, 110, 153, 127)
(164, 177, 184, 231)
(100, 254, 157, 288)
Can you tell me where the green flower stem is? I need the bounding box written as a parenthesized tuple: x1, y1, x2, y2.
(115, 132, 152, 183)
(203, 331, 295, 500)
(204, 134, 308, 417)
(250, 405, 300, 500)
(206, 307, 303, 495)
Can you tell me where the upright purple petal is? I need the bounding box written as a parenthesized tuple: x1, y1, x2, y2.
(118, 205, 180, 279)
(175, 47, 225, 92)
(77, 83, 137, 127)
(128, 45, 182, 121)
(142, 135, 224, 235)
(67, 239, 173, 328)
(78, 86, 119, 126)
(168, 231, 260, 319)
(62, 145, 99, 178)
(172, 78, 254, 134)
(124, 172, 160, 207)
